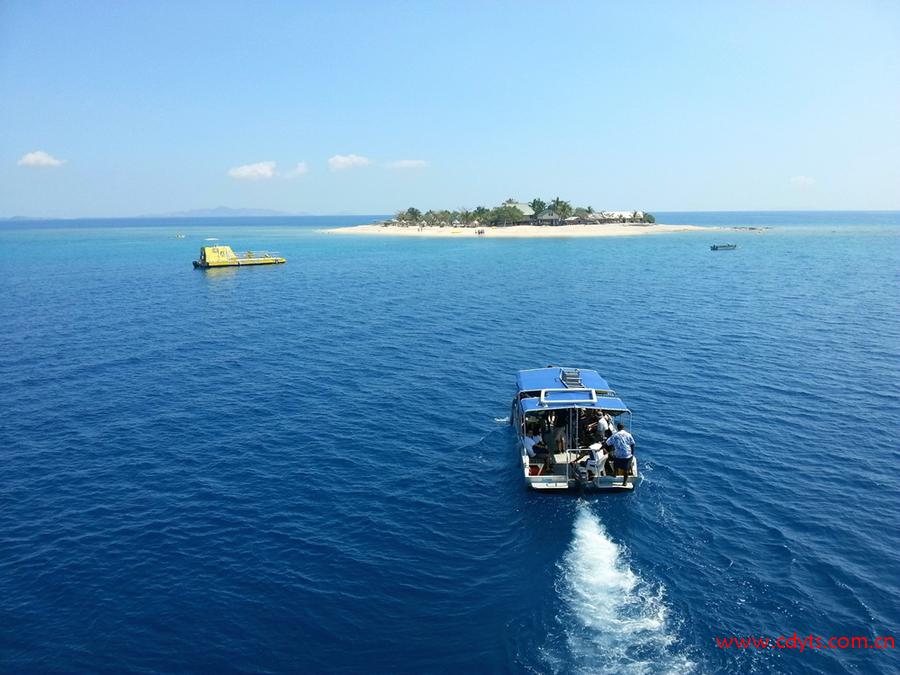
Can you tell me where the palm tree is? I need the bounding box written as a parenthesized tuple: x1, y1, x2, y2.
(472, 206, 490, 223)
(554, 199, 573, 219)
(529, 198, 546, 214)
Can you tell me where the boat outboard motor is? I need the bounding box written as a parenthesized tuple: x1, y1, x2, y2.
(586, 444, 607, 478)
(577, 444, 607, 482)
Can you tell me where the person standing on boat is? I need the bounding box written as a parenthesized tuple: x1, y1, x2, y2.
(595, 413, 612, 441)
(602, 413, 616, 440)
(605, 423, 635, 486)
(544, 411, 568, 453)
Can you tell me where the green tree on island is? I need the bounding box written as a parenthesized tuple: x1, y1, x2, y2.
(489, 205, 525, 225)
(550, 197, 573, 219)
(388, 201, 654, 227)
(529, 198, 546, 214)
(472, 206, 491, 223)
(422, 210, 442, 226)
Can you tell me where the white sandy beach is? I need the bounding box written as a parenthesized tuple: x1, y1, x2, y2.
(321, 223, 719, 238)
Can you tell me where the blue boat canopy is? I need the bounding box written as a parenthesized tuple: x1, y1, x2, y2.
(515, 366, 629, 413)
(516, 366, 612, 393)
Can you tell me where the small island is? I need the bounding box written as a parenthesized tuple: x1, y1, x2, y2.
(324, 198, 715, 238)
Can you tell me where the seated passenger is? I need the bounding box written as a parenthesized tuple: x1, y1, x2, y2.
(523, 429, 548, 458)
(585, 446, 607, 478)
(575, 444, 608, 479)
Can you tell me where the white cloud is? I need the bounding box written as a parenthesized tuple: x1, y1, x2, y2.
(328, 154, 373, 171)
(228, 161, 277, 180)
(17, 150, 65, 167)
(285, 162, 309, 178)
(385, 159, 429, 170)
(790, 175, 816, 187)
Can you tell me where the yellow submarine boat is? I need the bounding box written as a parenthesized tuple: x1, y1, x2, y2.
(192, 244, 286, 269)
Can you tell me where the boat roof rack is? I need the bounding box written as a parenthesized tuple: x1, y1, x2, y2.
(560, 368, 583, 388)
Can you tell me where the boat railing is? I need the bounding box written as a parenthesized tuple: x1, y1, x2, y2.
(237, 250, 280, 259)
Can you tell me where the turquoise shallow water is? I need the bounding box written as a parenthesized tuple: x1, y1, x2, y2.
(1, 213, 898, 674)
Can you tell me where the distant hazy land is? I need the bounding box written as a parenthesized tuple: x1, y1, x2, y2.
(0, 207, 308, 221)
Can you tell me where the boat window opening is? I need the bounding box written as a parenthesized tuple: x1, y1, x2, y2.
(524, 413, 547, 435)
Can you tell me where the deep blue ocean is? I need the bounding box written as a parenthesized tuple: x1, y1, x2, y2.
(1, 212, 898, 674)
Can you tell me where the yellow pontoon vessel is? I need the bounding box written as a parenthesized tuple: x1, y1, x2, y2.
(192, 241, 286, 269)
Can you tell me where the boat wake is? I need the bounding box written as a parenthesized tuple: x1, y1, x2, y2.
(493, 416, 510, 423)
(551, 504, 695, 674)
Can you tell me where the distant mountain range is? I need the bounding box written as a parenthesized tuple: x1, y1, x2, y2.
(0, 207, 307, 221)
(137, 206, 305, 218)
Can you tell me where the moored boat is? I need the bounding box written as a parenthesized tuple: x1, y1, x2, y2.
(710, 243, 737, 251)
(192, 242, 286, 269)
(511, 366, 638, 491)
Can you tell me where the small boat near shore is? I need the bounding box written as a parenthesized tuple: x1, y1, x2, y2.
(710, 243, 737, 251)
(192, 242, 286, 269)
(511, 366, 637, 491)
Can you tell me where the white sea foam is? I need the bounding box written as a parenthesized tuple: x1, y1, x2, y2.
(493, 416, 510, 423)
(555, 504, 696, 674)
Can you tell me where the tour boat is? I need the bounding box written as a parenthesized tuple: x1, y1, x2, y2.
(192, 242, 286, 269)
(710, 243, 737, 251)
(511, 366, 638, 491)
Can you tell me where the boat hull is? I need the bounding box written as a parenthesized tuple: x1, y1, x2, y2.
(527, 477, 636, 491)
(193, 258, 286, 269)
(522, 451, 637, 491)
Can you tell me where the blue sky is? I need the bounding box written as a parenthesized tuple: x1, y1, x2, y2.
(1, 1, 899, 217)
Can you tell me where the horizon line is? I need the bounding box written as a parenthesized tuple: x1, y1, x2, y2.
(4, 208, 900, 221)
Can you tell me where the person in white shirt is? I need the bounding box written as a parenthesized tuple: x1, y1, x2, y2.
(596, 414, 611, 440)
(524, 428, 553, 473)
(523, 431, 547, 458)
(603, 413, 617, 437)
